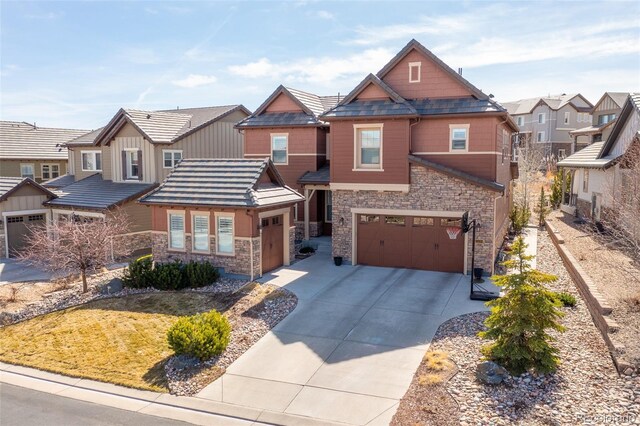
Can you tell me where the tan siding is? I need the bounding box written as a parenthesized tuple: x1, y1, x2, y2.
(72, 146, 109, 180)
(0, 192, 49, 216)
(218, 110, 249, 123)
(101, 145, 113, 180)
(595, 95, 619, 112)
(111, 136, 155, 183)
(68, 150, 75, 174)
(121, 201, 152, 233)
(0, 159, 68, 182)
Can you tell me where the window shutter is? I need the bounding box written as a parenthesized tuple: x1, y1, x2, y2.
(137, 150, 143, 181)
(121, 151, 127, 180)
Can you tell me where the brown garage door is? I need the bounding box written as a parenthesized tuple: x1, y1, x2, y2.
(7, 213, 45, 257)
(261, 215, 284, 273)
(357, 214, 464, 273)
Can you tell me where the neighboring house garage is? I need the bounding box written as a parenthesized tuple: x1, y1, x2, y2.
(0, 177, 56, 258)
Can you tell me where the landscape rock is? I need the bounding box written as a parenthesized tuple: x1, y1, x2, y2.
(476, 361, 509, 385)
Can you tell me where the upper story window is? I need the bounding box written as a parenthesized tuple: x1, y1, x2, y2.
(124, 149, 140, 180)
(538, 113, 545, 124)
(537, 131, 546, 143)
(42, 164, 60, 180)
(168, 211, 185, 250)
(408, 62, 421, 83)
(516, 116, 524, 127)
(558, 149, 566, 159)
(449, 124, 469, 151)
(20, 163, 35, 179)
(163, 150, 182, 168)
(597, 113, 616, 125)
(81, 150, 102, 171)
(354, 124, 383, 169)
(271, 134, 288, 164)
(564, 112, 570, 125)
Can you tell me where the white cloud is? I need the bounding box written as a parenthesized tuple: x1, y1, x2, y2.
(120, 47, 162, 65)
(25, 11, 64, 20)
(172, 74, 218, 88)
(314, 10, 334, 20)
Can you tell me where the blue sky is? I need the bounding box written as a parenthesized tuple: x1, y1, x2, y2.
(1, 1, 639, 130)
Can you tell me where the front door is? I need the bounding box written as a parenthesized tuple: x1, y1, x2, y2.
(261, 215, 284, 273)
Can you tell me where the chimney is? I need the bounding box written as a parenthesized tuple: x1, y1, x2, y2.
(458, 68, 462, 75)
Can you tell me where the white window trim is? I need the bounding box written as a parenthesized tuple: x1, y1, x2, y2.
(583, 170, 589, 193)
(558, 149, 566, 159)
(516, 116, 524, 127)
(353, 123, 384, 171)
(408, 61, 421, 83)
(20, 163, 35, 179)
(449, 124, 470, 153)
(163, 149, 183, 169)
(167, 210, 186, 252)
(325, 191, 332, 223)
(214, 212, 235, 256)
(564, 111, 570, 124)
(41, 163, 60, 180)
(271, 133, 289, 165)
(124, 148, 140, 180)
(191, 211, 211, 254)
(538, 113, 545, 124)
(537, 131, 546, 143)
(81, 150, 102, 172)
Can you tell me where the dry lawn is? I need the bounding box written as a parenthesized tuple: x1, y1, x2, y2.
(0, 293, 225, 392)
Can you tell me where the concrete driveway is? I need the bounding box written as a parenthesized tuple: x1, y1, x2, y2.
(0, 258, 51, 284)
(197, 237, 495, 425)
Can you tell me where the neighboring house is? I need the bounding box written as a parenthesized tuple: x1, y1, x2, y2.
(139, 158, 304, 278)
(236, 86, 339, 240)
(43, 105, 250, 253)
(301, 39, 518, 274)
(0, 177, 57, 258)
(558, 93, 639, 226)
(570, 92, 629, 152)
(503, 94, 593, 160)
(0, 121, 88, 182)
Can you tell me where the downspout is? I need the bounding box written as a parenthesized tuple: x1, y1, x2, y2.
(409, 118, 421, 154)
(249, 210, 254, 281)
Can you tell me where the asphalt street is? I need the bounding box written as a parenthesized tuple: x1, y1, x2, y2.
(0, 384, 191, 426)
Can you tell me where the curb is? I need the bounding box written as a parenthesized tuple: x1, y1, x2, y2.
(0, 362, 343, 426)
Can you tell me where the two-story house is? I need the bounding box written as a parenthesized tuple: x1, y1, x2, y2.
(570, 92, 629, 152)
(0, 121, 88, 182)
(503, 94, 593, 160)
(43, 105, 249, 253)
(317, 39, 519, 274)
(235, 86, 338, 240)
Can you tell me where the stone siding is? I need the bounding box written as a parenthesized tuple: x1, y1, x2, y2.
(289, 226, 296, 265)
(332, 165, 499, 272)
(294, 221, 323, 241)
(576, 198, 592, 220)
(0, 234, 5, 258)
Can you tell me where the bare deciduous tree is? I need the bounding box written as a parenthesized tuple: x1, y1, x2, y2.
(514, 133, 548, 212)
(18, 209, 132, 293)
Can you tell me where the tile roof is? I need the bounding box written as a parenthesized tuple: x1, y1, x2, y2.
(321, 99, 417, 119)
(236, 112, 319, 128)
(569, 121, 614, 135)
(502, 94, 585, 115)
(0, 176, 56, 201)
(557, 142, 611, 168)
(45, 174, 155, 210)
(42, 174, 76, 189)
(607, 92, 631, 108)
(410, 98, 506, 115)
(0, 121, 89, 160)
(298, 165, 330, 185)
(140, 159, 303, 208)
(408, 155, 504, 193)
(66, 128, 104, 146)
(285, 88, 340, 117)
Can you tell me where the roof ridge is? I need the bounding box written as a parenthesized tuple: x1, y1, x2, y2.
(158, 104, 241, 112)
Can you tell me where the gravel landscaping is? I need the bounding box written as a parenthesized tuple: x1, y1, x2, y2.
(548, 211, 640, 368)
(396, 229, 639, 425)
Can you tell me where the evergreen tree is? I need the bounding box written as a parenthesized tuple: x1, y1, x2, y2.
(549, 172, 563, 209)
(479, 237, 565, 375)
(534, 187, 550, 227)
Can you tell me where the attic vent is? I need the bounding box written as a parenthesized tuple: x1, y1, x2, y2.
(146, 114, 151, 119)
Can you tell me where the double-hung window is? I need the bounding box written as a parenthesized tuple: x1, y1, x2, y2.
(564, 112, 570, 125)
(192, 214, 209, 252)
(450, 125, 469, 151)
(538, 113, 545, 124)
(125, 149, 139, 180)
(516, 116, 524, 127)
(20, 164, 35, 179)
(42, 164, 60, 180)
(163, 150, 182, 168)
(81, 151, 102, 171)
(537, 131, 545, 143)
(168, 212, 185, 250)
(216, 215, 234, 255)
(271, 134, 288, 164)
(354, 125, 382, 169)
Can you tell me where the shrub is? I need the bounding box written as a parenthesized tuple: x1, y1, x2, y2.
(167, 310, 231, 361)
(509, 204, 531, 234)
(122, 255, 154, 289)
(154, 260, 187, 290)
(184, 261, 219, 288)
(479, 237, 565, 375)
(551, 291, 577, 307)
(549, 172, 563, 209)
(534, 187, 550, 227)
(299, 246, 315, 254)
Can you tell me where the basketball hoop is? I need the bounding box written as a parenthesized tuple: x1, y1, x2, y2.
(446, 226, 461, 240)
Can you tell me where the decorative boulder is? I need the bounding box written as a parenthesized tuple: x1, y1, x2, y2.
(476, 361, 509, 385)
(101, 277, 123, 294)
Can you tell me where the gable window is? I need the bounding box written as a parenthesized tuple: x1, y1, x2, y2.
(41, 164, 60, 180)
(20, 163, 35, 179)
(125, 149, 140, 180)
(216, 214, 234, 255)
(81, 151, 102, 171)
(558, 149, 566, 160)
(354, 124, 383, 169)
(583, 169, 589, 193)
(271, 134, 288, 164)
(538, 113, 545, 124)
(192, 214, 210, 252)
(325, 191, 333, 223)
(598, 114, 616, 125)
(449, 124, 469, 151)
(537, 131, 545, 143)
(163, 150, 182, 168)
(516, 116, 524, 127)
(168, 212, 185, 250)
(564, 112, 570, 125)
(408, 62, 421, 83)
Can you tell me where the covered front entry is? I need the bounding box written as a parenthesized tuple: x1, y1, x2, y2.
(261, 215, 284, 273)
(6, 213, 46, 257)
(357, 214, 464, 273)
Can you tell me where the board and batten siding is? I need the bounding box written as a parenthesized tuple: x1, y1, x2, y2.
(111, 137, 155, 183)
(0, 185, 50, 216)
(595, 96, 622, 112)
(155, 120, 244, 181)
(610, 110, 640, 158)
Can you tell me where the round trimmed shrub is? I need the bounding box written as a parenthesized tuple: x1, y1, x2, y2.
(122, 255, 154, 289)
(167, 310, 231, 361)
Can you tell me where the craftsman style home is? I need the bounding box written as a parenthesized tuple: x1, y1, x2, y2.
(240, 39, 518, 274)
(570, 92, 629, 152)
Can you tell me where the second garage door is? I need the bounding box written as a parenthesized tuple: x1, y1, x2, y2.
(357, 214, 464, 273)
(6, 213, 46, 258)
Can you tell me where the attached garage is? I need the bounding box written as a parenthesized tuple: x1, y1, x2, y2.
(0, 177, 56, 258)
(356, 213, 465, 273)
(261, 214, 284, 273)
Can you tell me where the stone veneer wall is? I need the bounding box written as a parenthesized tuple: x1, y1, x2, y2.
(332, 165, 499, 272)
(0, 234, 5, 258)
(288, 226, 296, 265)
(120, 231, 152, 254)
(576, 198, 592, 220)
(294, 221, 323, 241)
